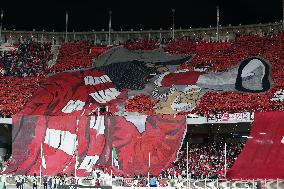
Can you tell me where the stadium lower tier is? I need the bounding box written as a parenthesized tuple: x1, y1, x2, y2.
(0, 111, 282, 179)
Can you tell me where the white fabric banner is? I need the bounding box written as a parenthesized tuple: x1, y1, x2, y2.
(44, 128, 77, 155)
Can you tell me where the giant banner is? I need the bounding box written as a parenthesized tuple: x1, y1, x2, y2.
(6, 51, 273, 177)
(228, 111, 284, 179)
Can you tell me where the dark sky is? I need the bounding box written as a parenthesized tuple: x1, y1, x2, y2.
(0, 0, 282, 32)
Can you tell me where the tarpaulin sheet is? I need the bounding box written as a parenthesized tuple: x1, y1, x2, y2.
(228, 111, 284, 179)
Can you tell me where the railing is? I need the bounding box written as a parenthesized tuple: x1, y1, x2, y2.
(1, 175, 284, 189)
(109, 178, 284, 188)
(0, 22, 282, 45)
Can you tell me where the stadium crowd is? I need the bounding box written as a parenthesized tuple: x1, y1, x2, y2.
(66, 141, 245, 187)
(123, 39, 158, 50)
(177, 33, 284, 115)
(0, 33, 281, 181)
(0, 76, 46, 117)
(0, 33, 283, 116)
(0, 40, 52, 77)
(0, 41, 106, 117)
(0, 141, 244, 187)
(105, 142, 245, 180)
(174, 142, 244, 180)
(48, 41, 98, 73)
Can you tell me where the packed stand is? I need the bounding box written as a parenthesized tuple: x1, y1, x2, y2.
(281, 32, 284, 60)
(177, 34, 284, 115)
(166, 142, 245, 180)
(0, 33, 284, 117)
(164, 37, 196, 54)
(123, 39, 158, 50)
(0, 40, 52, 77)
(195, 41, 231, 52)
(0, 41, 107, 117)
(90, 142, 245, 187)
(49, 41, 102, 73)
(0, 76, 46, 117)
(98, 142, 244, 180)
(116, 34, 284, 115)
(0, 40, 51, 117)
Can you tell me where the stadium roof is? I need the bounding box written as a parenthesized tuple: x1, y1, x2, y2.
(0, 0, 282, 32)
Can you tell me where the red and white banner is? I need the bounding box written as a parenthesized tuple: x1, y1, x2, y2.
(187, 112, 253, 124)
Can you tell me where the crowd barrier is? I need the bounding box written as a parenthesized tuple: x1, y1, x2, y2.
(67, 177, 284, 188)
(2, 175, 284, 189)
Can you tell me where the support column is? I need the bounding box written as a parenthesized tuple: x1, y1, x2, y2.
(65, 11, 68, 43)
(282, 0, 284, 29)
(0, 10, 4, 43)
(108, 10, 112, 46)
(172, 9, 175, 40)
(216, 6, 220, 41)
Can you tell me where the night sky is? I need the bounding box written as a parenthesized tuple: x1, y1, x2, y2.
(0, 0, 282, 32)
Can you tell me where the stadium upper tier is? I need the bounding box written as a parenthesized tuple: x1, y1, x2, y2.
(0, 22, 281, 45)
(0, 29, 283, 117)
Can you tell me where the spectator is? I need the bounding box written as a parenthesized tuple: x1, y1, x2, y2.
(48, 177, 52, 189)
(20, 176, 25, 189)
(32, 176, 37, 189)
(43, 176, 48, 189)
(15, 176, 21, 189)
(69, 175, 76, 185)
(149, 176, 157, 187)
(95, 179, 100, 186)
(0, 40, 51, 77)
